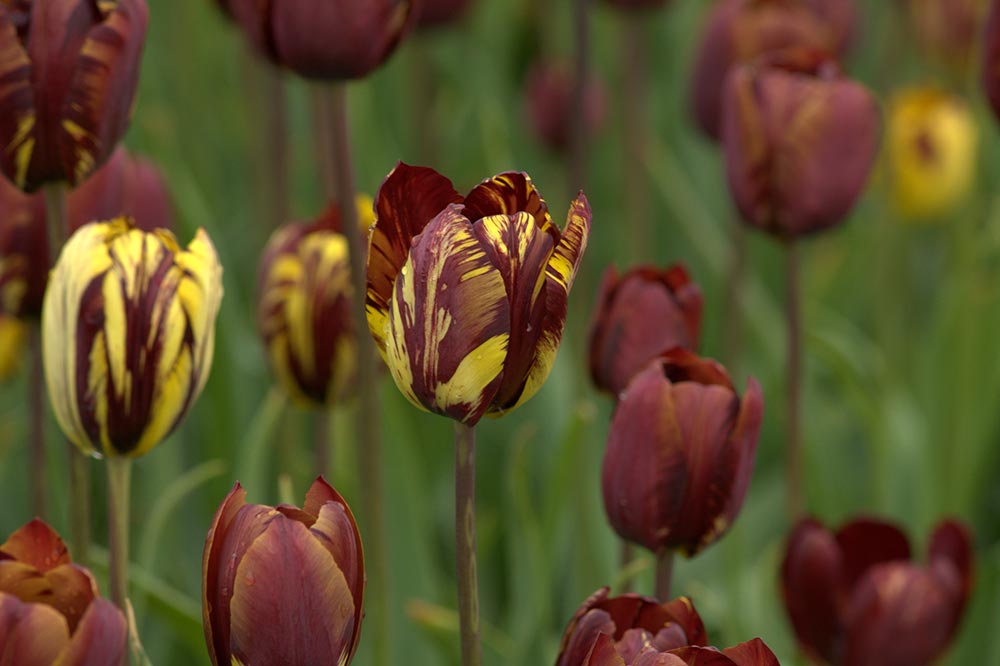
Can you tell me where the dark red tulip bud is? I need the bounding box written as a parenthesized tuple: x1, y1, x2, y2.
(0, 0, 149, 192)
(202, 478, 365, 666)
(781, 516, 974, 666)
(983, 0, 1000, 122)
(556, 587, 779, 665)
(226, 0, 415, 80)
(721, 48, 879, 238)
(0, 177, 47, 318)
(68, 147, 174, 233)
(588, 264, 702, 398)
(415, 0, 472, 28)
(689, 0, 838, 140)
(602, 349, 763, 556)
(524, 60, 608, 154)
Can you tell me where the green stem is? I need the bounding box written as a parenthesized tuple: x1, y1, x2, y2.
(29, 325, 46, 519)
(619, 541, 634, 593)
(786, 241, 804, 519)
(655, 550, 675, 601)
(315, 409, 330, 479)
(454, 422, 481, 666)
(107, 457, 132, 610)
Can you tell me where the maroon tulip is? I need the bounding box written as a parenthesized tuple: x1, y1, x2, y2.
(0, 519, 127, 665)
(225, 0, 415, 80)
(588, 264, 702, 398)
(602, 349, 763, 556)
(720, 48, 879, 238)
(781, 516, 974, 666)
(524, 60, 608, 154)
(202, 477, 365, 666)
(983, 0, 1000, 121)
(600, 0, 672, 11)
(556, 587, 779, 665)
(0, 177, 47, 318)
(805, 0, 859, 53)
(415, 0, 472, 28)
(68, 147, 174, 233)
(0, 0, 149, 192)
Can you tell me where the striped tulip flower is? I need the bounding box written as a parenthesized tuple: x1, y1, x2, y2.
(0, 176, 47, 318)
(366, 163, 591, 425)
(41, 218, 223, 458)
(0, 519, 127, 665)
(202, 478, 365, 666)
(0, 314, 26, 380)
(0, 0, 149, 191)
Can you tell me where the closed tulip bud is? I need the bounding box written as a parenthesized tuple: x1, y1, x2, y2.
(42, 218, 223, 458)
(602, 349, 763, 556)
(0, 519, 127, 665)
(0, 0, 149, 192)
(782, 517, 973, 666)
(557, 587, 779, 665)
(257, 201, 372, 407)
(886, 87, 977, 220)
(0, 177, 47, 318)
(588, 264, 702, 399)
(0, 314, 27, 380)
(689, 0, 837, 140)
(367, 163, 591, 425)
(202, 477, 365, 666)
(524, 60, 608, 154)
(415, 0, 472, 28)
(721, 48, 879, 238)
(68, 147, 175, 233)
(226, 0, 414, 80)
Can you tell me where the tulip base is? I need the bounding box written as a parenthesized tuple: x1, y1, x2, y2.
(107, 457, 132, 609)
(454, 422, 482, 666)
(655, 550, 675, 601)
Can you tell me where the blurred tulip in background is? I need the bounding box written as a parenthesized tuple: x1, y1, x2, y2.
(524, 60, 608, 155)
(0, 178, 47, 318)
(0, 315, 26, 380)
(909, 0, 987, 70)
(414, 0, 473, 29)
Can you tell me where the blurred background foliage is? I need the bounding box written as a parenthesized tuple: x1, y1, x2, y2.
(2, 0, 1000, 664)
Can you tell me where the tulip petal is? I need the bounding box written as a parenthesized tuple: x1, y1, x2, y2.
(928, 520, 974, 643)
(229, 516, 356, 666)
(0, 561, 97, 633)
(0, 10, 36, 189)
(385, 205, 510, 424)
(0, 177, 48, 316)
(202, 483, 247, 666)
(310, 500, 365, 662)
(0, 518, 71, 570)
(835, 518, 911, 591)
(585, 632, 627, 666)
(669, 646, 739, 665)
(463, 171, 556, 239)
(0, 592, 71, 666)
(367, 163, 463, 356)
(557, 607, 616, 666)
(52, 597, 127, 666)
(721, 638, 780, 666)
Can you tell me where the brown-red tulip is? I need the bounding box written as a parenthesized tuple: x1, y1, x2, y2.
(910, 0, 986, 69)
(600, 0, 672, 11)
(804, 0, 859, 53)
(0, 0, 149, 192)
(588, 264, 702, 398)
(983, 0, 1000, 122)
(524, 60, 608, 154)
(0, 176, 47, 318)
(781, 516, 973, 666)
(556, 587, 780, 665)
(602, 349, 763, 556)
(415, 0, 473, 28)
(67, 147, 174, 233)
(721, 48, 879, 238)
(202, 477, 365, 666)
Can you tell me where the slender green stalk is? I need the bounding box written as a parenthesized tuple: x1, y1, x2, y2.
(785, 240, 804, 519)
(315, 409, 330, 478)
(29, 325, 46, 519)
(106, 457, 132, 609)
(568, 0, 591, 195)
(454, 422, 481, 666)
(619, 541, 634, 593)
(655, 550, 675, 601)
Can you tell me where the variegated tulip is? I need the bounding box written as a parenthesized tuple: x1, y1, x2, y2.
(0, 314, 26, 380)
(0, 519, 127, 666)
(366, 163, 591, 425)
(41, 218, 223, 458)
(0, 176, 47, 318)
(202, 477, 365, 666)
(0, 0, 149, 191)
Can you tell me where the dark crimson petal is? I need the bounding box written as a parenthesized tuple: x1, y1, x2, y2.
(310, 499, 365, 661)
(669, 646, 739, 666)
(983, 0, 1000, 123)
(657, 597, 708, 647)
(557, 608, 617, 666)
(660, 349, 734, 391)
(556, 587, 613, 666)
(0, 519, 71, 570)
(633, 652, 689, 666)
(928, 520, 974, 643)
(721, 638, 780, 666)
(68, 147, 174, 233)
(835, 518, 911, 591)
(0, 592, 70, 666)
(0, 176, 48, 316)
(202, 483, 248, 666)
(585, 632, 627, 666)
(463, 171, 555, 241)
(617, 627, 656, 662)
(56, 597, 127, 666)
(0, 10, 36, 189)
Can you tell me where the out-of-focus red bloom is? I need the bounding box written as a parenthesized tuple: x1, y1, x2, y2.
(600, 0, 672, 11)
(0, 0, 149, 192)
(721, 48, 879, 238)
(0, 519, 127, 665)
(556, 587, 780, 665)
(524, 60, 608, 154)
(982, 0, 1000, 121)
(588, 264, 702, 398)
(202, 477, 365, 666)
(415, 0, 472, 28)
(602, 349, 763, 556)
(910, 0, 986, 69)
(0, 177, 47, 318)
(781, 517, 974, 666)
(689, 0, 840, 140)
(225, 0, 415, 80)
(68, 147, 174, 233)
(805, 0, 859, 53)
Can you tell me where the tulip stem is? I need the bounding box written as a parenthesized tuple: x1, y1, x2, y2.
(29, 325, 46, 519)
(622, 12, 649, 261)
(568, 0, 591, 195)
(315, 409, 330, 478)
(724, 223, 748, 370)
(655, 550, 675, 601)
(324, 83, 390, 666)
(785, 241, 805, 519)
(619, 541, 634, 592)
(107, 456, 132, 610)
(454, 422, 482, 666)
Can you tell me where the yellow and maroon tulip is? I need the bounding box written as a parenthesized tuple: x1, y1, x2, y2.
(556, 587, 779, 665)
(781, 516, 973, 666)
(524, 60, 608, 155)
(721, 48, 879, 238)
(0, 176, 47, 318)
(0, 0, 149, 192)
(202, 477, 365, 666)
(415, 0, 472, 28)
(588, 263, 702, 399)
(366, 163, 591, 425)
(0, 314, 26, 380)
(0, 519, 127, 665)
(225, 0, 414, 80)
(41, 218, 223, 458)
(602, 349, 763, 556)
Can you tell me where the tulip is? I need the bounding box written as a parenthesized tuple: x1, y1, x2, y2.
(689, 0, 838, 140)
(415, 0, 473, 28)
(524, 60, 608, 155)
(0, 176, 47, 318)
(982, 0, 1000, 124)
(909, 0, 986, 70)
(0, 314, 26, 380)
(224, 0, 415, 80)
(367, 163, 591, 425)
(781, 517, 974, 666)
(0, 0, 148, 192)
(721, 48, 879, 238)
(886, 87, 977, 220)
(202, 477, 365, 666)
(557, 587, 780, 665)
(805, 0, 859, 53)
(588, 264, 702, 398)
(0, 519, 127, 665)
